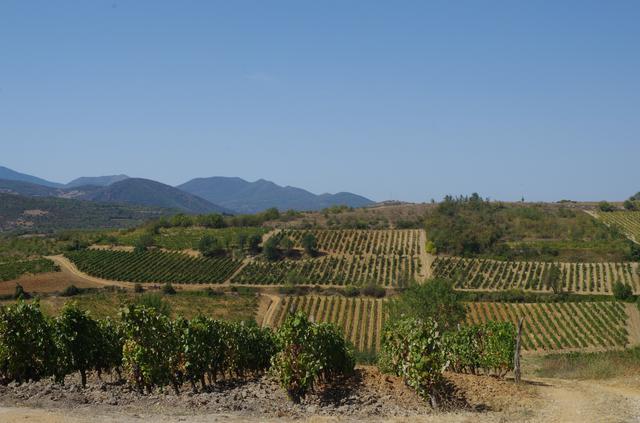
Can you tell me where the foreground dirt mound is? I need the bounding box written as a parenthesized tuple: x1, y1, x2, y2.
(0, 366, 533, 421)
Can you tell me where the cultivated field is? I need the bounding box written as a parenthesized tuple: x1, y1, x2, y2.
(432, 256, 640, 294)
(595, 210, 640, 243)
(64, 250, 241, 284)
(467, 301, 634, 352)
(0, 257, 59, 281)
(233, 229, 425, 286)
(262, 295, 638, 354)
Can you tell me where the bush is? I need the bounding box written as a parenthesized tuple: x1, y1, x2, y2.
(162, 283, 176, 295)
(0, 301, 56, 383)
(198, 235, 225, 257)
(378, 317, 446, 406)
(613, 281, 633, 301)
(54, 302, 102, 386)
(120, 304, 182, 393)
(13, 283, 30, 300)
(598, 201, 616, 212)
(134, 283, 144, 293)
(361, 283, 385, 298)
(301, 234, 318, 257)
(271, 313, 354, 402)
(343, 285, 359, 297)
(387, 278, 465, 332)
(60, 284, 81, 297)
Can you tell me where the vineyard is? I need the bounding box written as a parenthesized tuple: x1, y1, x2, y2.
(0, 258, 59, 281)
(233, 229, 425, 286)
(233, 255, 420, 286)
(282, 229, 424, 256)
(264, 296, 385, 353)
(264, 295, 636, 353)
(432, 256, 640, 294)
(596, 211, 640, 243)
(64, 250, 241, 284)
(467, 302, 631, 351)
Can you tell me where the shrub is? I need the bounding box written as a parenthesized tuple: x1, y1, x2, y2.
(613, 281, 633, 301)
(378, 317, 447, 406)
(54, 302, 101, 386)
(0, 301, 56, 383)
(13, 283, 30, 300)
(162, 283, 176, 295)
(134, 283, 144, 293)
(301, 234, 318, 256)
(361, 283, 386, 298)
(343, 285, 359, 297)
(120, 304, 182, 393)
(271, 313, 354, 402)
(598, 201, 616, 212)
(60, 284, 81, 297)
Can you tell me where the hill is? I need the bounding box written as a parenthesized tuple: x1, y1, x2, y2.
(0, 192, 169, 232)
(66, 174, 129, 188)
(0, 166, 62, 188)
(80, 178, 232, 214)
(177, 176, 374, 213)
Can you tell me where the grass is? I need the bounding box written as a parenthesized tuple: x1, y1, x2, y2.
(0, 289, 259, 322)
(535, 347, 640, 379)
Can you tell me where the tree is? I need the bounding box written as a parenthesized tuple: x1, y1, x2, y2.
(624, 200, 637, 211)
(301, 234, 318, 257)
(280, 236, 294, 257)
(543, 264, 563, 294)
(263, 237, 280, 261)
(134, 233, 154, 253)
(387, 278, 466, 332)
(598, 201, 616, 212)
(247, 234, 262, 254)
(198, 235, 224, 257)
(613, 281, 633, 301)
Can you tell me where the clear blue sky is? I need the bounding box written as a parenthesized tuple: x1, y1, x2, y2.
(1, 1, 638, 202)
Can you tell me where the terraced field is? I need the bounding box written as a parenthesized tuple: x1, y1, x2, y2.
(233, 229, 425, 286)
(263, 296, 385, 353)
(467, 302, 631, 351)
(432, 256, 639, 294)
(595, 210, 640, 243)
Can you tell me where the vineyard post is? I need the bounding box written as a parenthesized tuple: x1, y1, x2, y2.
(514, 317, 524, 384)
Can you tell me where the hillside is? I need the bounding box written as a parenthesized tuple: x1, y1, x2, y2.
(0, 193, 169, 232)
(177, 176, 374, 213)
(81, 178, 232, 214)
(0, 166, 62, 188)
(66, 174, 129, 188)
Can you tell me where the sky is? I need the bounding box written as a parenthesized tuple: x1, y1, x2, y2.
(1, 1, 639, 203)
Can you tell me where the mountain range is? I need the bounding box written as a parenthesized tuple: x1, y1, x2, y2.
(0, 166, 374, 215)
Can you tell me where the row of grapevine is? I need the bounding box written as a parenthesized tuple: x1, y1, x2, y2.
(596, 211, 640, 243)
(432, 256, 640, 293)
(65, 250, 241, 284)
(0, 258, 59, 282)
(282, 229, 423, 256)
(233, 254, 420, 286)
(265, 296, 385, 353)
(467, 302, 629, 351)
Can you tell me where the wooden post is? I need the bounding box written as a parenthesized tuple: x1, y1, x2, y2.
(514, 317, 524, 384)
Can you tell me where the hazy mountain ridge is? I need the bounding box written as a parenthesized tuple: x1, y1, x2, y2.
(66, 174, 129, 188)
(177, 176, 374, 214)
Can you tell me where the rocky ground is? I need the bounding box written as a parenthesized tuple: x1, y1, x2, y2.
(0, 366, 533, 422)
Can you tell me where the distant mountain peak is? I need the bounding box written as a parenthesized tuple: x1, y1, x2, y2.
(66, 174, 129, 188)
(178, 176, 374, 214)
(0, 166, 62, 188)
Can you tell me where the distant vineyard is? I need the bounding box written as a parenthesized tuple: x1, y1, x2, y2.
(65, 250, 241, 284)
(0, 258, 59, 282)
(233, 229, 425, 286)
(233, 255, 420, 286)
(467, 302, 630, 351)
(283, 229, 423, 256)
(99, 227, 268, 251)
(432, 256, 640, 294)
(596, 211, 640, 243)
(264, 296, 385, 353)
